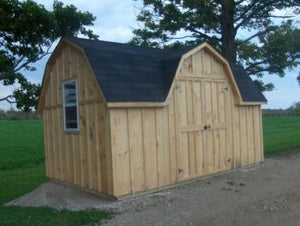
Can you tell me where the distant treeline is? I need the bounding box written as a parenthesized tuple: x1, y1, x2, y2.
(0, 109, 41, 120)
(263, 109, 300, 116)
(263, 102, 300, 116)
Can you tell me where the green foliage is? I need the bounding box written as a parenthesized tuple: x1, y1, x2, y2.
(263, 116, 300, 155)
(0, 0, 98, 112)
(288, 101, 300, 110)
(0, 120, 113, 225)
(131, 0, 300, 91)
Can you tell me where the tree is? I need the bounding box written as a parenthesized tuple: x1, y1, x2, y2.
(130, 0, 300, 91)
(0, 0, 98, 112)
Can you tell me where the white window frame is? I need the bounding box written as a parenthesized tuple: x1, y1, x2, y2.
(62, 79, 79, 132)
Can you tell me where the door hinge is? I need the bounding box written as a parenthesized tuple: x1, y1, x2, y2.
(178, 168, 184, 174)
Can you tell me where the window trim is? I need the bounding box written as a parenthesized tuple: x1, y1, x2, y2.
(62, 79, 79, 132)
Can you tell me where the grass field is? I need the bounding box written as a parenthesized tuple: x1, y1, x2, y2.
(263, 116, 300, 155)
(1, 116, 300, 225)
(0, 120, 112, 226)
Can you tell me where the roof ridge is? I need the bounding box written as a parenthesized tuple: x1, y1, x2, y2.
(66, 36, 168, 53)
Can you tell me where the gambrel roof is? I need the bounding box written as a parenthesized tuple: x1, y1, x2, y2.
(230, 64, 267, 102)
(68, 37, 195, 102)
(68, 37, 266, 103)
(38, 37, 266, 112)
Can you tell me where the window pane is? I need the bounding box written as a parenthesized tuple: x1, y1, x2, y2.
(63, 80, 78, 130)
(64, 82, 76, 106)
(65, 106, 78, 129)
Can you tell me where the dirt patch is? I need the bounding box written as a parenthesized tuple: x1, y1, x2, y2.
(7, 151, 300, 225)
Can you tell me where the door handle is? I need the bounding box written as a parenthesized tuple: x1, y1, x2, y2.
(203, 124, 211, 130)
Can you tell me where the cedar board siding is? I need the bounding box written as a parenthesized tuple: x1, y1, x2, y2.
(109, 49, 263, 197)
(42, 44, 113, 196)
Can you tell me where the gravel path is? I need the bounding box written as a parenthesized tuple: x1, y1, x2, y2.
(7, 150, 300, 226)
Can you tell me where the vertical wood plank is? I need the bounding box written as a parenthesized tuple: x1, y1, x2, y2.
(85, 104, 92, 188)
(177, 80, 189, 180)
(110, 109, 131, 196)
(56, 108, 63, 180)
(89, 103, 98, 190)
(168, 92, 177, 184)
(193, 81, 204, 175)
(213, 129, 220, 171)
(239, 107, 248, 166)
(104, 107, 114, 195)
(233, 106, 241, 168)
(142, 109, 158, 189)
(186, 81, 196, 176)
(204, 81, 214, 173)
(156, 108, 171, 187)
(219, 128, 227, 170)
(253, 106, 262, 162)
(259, 108, 264, 161)
(43, 111, 50, 177)
(52, 109, 60, 178)
(69, 134, 75, 184)
(48, 109, 55, 178)
(95, 103, 102, 192)
(127, 109, 145, 193)
(226, 82, 234, 169)
(247, 107, 255, 164)
(80, 105, 88, 187)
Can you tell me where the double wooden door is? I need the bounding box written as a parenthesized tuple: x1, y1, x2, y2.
(175, 76, 231, 182)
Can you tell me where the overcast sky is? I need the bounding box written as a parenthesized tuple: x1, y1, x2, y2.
(1, 0, 299, 110)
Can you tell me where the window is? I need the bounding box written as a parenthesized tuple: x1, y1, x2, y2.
(62, 79, 79, 131)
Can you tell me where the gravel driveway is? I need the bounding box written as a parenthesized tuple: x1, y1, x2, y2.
(8, 150, 300, 226)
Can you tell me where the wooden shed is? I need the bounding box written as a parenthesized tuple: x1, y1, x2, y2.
(38, 37, 267, 198)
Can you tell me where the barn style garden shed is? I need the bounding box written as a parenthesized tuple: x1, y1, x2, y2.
(38, 37, 267, 198)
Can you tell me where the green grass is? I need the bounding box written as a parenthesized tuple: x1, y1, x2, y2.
(0, 120, 44, 170)
(263, 116, 300, 155)
(0, 120, 112, 226)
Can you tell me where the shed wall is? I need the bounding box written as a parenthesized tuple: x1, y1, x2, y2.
(42, 44, 113, 195)
(109, 49, 263, 197)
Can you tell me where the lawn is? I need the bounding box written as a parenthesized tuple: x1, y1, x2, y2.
(1, 116, 300, 225)
(263, 116, 300, 155)
(0, 120, 112, 226)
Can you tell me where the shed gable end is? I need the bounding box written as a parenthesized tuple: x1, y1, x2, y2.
(167, 45, 242, 105)
(38, 41, 105, 113)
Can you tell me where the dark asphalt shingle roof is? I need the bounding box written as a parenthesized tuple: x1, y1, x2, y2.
(67, 37, 266, 103)
(230, 64, 267, 102)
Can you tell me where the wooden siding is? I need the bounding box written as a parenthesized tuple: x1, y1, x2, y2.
(109, 49, 263, 197)
(42, 44, 113, 195)
(42, 42, 263, 198)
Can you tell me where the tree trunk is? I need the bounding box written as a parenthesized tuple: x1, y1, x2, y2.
(220, 0, 237, 64)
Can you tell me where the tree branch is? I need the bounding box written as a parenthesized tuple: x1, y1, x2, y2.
(172, 35, 196, 40)
(0, 95, 16, 104)
(239, 28, 275, 43)
(187, 27, 221, 42)
(235, 0, 278, 31)
(1, 44, 53, 81)
(269, 15, 294, 19)
(234, 0, 261, 25)
(14, 45, 53, 73)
